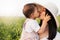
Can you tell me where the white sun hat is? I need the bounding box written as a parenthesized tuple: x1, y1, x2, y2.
(38, 2, 59, 27)
(21, 0, 59, 27)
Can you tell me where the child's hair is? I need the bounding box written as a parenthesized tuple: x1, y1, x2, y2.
(23, 3, 38, 18)
(39, 9, 57, 40)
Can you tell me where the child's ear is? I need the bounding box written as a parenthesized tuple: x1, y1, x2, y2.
(30, 13, 34, 17)
(32, 13, 34, 15)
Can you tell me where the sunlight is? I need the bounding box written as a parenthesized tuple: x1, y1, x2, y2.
(0, 0, 19, 16)
(0, 0, 60, 17)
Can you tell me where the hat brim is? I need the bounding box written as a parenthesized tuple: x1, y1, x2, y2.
(39, 2, 59, 27)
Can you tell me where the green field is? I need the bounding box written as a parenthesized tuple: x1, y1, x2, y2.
(0, 16, 60, 40)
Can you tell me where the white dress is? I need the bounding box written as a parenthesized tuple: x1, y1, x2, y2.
(40, 32, 60, 40)
(20, 18, 40, 40)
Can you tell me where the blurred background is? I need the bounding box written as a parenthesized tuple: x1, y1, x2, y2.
(0, 0, 60, 40)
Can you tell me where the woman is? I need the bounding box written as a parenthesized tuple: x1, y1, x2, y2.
(37, 2, 60, 40)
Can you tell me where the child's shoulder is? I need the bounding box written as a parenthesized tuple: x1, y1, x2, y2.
(24, 18, 38, 26)
(25, 18, 36, 23)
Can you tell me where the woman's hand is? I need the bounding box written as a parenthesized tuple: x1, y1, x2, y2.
(43, 14, 51, 22)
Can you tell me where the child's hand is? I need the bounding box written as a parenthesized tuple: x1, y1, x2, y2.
(43, 14, 51, 22)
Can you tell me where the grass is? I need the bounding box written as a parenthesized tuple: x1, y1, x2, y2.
(0, 16, 60, 40)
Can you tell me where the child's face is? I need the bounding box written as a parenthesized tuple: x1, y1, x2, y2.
(32, 8, 40, 18)
(31, 8, 39, 19)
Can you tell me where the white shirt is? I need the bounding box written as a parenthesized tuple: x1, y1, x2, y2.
(20, 18, 40, 40)
(23, 18, 40, 33)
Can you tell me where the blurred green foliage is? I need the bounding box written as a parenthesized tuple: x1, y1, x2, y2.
(0, 17, 25, 40)
(0, 16, 60, 40)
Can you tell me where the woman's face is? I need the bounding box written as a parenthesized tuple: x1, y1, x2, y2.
(38, 7, 46, 20)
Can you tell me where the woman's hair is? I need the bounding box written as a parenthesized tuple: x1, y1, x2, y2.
(39, 9, 57, 40)
(23, 3, 38, 18)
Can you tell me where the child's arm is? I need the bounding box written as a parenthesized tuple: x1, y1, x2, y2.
(37, 14, 51, 34)
(37, 20, 47, 34)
